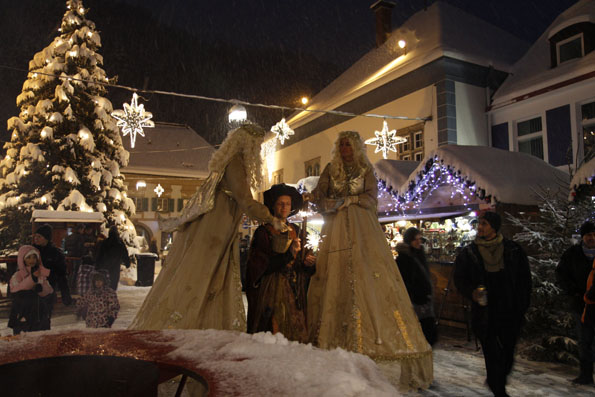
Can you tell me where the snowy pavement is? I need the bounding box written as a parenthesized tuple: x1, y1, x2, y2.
(1, 282, 595, 396)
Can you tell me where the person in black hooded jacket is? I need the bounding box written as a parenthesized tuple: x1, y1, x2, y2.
(95, 226, 130, 290)
(396, 227, 436, 345)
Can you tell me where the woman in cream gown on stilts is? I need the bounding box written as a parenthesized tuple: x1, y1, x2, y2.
(130, 125, 283, 331)
(306, 131, 433, 390)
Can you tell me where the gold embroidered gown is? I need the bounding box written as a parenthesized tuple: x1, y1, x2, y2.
(129, 155, 274, 331)
(308, 163, 433, 390)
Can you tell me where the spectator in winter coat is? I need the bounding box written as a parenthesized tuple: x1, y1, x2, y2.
(76, 271, 119, 328)
(8, 245, 53, 334)
(95, 226, 131, 290)
(557, 220, 595, 384)
(33, 224, 72, 308)
(396, 227, 437, 345)
(454, 212, 532, 397)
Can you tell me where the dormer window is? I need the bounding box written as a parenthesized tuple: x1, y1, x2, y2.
(549, 21, 595, 68)
(557, 33, 584, 64)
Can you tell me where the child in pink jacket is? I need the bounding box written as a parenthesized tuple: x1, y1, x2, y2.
(8, 245, 54, 334)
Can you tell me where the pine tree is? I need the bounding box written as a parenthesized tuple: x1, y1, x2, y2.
(507, 187, 594, 363)
(0, 0, 137, 251)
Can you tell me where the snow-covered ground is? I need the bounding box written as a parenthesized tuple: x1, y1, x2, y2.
(1, 276, 595, 396)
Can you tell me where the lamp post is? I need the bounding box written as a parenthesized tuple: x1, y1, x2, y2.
(228, 103, 247, 128)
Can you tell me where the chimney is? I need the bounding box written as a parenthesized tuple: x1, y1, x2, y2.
(371, 0, 396, 47)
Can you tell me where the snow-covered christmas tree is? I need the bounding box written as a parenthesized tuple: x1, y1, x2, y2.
(0, 0, 138, 251)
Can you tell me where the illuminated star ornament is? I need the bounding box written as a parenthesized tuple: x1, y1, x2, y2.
(364, 120, 406, 159)
(111, 93, 155, 148)
(270, 118, 294, 145)
(154, 184, 164, 197)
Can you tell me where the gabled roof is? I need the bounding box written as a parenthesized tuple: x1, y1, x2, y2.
(122, 122, 215, 178)
(289, 1, 529, 129)
(374, 159, 419, 192)
(395, 145, 569, 206)
(492, 0, 595, 106)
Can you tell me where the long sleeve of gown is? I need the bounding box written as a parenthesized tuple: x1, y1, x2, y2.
(222, 155, 275, 224)
(357, 169, 378, 209)
(311, 164, 330, 204)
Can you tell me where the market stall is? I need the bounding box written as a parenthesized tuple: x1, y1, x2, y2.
(570, 156, 595, 201)
(376, 145, 570, 329)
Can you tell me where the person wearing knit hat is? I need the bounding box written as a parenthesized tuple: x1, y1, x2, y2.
(34, 224, 53, 244)
(454, 212, 532, 397)
(556, 219, 595, 385)
(396, 227, 437, 345)
(33, 223, 72, 307)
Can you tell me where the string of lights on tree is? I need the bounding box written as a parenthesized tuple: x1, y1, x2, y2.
(376, 155, 491, 214)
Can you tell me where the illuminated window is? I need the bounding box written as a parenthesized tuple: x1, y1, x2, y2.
(272, 169, 284, 184)
(304, 157, 321, 177)
(516, 116, 544, 160)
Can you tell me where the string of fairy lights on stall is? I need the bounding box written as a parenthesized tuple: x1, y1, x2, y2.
(376, 155, 493, 216)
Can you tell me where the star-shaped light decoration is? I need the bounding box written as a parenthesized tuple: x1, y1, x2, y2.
(364, 120, 407, 159)
(270, 118, 294, 145)
(154, 184, 164, 197)
(111, 93, 154, 148)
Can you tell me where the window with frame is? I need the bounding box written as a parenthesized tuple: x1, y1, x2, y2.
(153, 197, 174, 213)
(582, 101, 595, 162)
(516, 117, 544, 160)
(414, 131, 423, 149)
(401, 154, 411, 161)
(272, 169, 284, 184)
(414, 152, 423, 161)
(304, 157, 321, 177)
(131, 197, 149, 212)
(557, 34, 584, 64)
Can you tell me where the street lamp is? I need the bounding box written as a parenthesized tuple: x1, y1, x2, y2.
(228, 103, 247, 125)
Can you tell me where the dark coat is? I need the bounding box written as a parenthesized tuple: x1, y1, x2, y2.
(396, 243, 432, 305)
(34, 242, 71, 305)
(555, 244, 593, 314)
(95, 235, 130, 290)
(454, 238, 532, 340)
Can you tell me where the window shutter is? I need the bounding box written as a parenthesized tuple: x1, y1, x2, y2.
(168, 199, 175, 212)
(177, 199, 184, 212)
(151, 198, 157, 211)
(142, 198, 149, 212)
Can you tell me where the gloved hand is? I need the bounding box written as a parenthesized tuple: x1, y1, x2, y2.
(337, 195, 358, 211)
(107, 316, 115, 327)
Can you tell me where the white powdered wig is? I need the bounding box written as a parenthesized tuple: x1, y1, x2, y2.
(208, 126, 265, 190)
(329, 130, 373, 181)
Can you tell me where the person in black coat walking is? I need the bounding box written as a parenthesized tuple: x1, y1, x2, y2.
(33, 224, 72, 309)
(95, 226, 130, 291)
(396, 227, 437, 345)
(454, 212, 532, 397)
(556, 220, 595, 384)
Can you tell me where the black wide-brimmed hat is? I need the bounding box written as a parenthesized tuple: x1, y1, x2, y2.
(263, 184, 303, 217)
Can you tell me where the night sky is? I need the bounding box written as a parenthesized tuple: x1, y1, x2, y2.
(0, 0, 582, 143)
(118, 0, 580, 70)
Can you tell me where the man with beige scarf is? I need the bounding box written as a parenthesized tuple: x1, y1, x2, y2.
(454, 211, 532, 397)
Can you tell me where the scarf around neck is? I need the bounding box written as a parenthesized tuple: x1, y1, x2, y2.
(475, 233, 505, 272)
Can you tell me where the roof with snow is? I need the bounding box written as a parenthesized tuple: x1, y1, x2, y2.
(31, 210, 104, 223)
(374, 160, 420, 192)
(288, 1, 529, 129)
(571, 156, 595, 190)
(122, 122, 215, 178)
(395, 145, 570, 206)
(492, 0, 595, 105)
